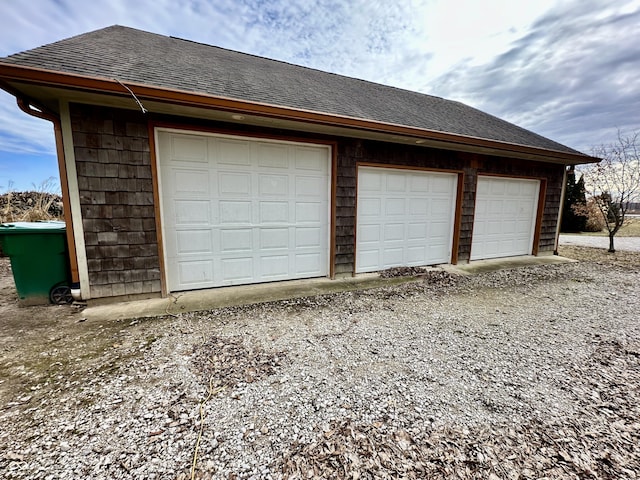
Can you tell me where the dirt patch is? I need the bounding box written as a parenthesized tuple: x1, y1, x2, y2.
(0, 257, 156, 410)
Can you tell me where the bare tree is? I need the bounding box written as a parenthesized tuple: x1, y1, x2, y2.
(581, 130, 640, 252)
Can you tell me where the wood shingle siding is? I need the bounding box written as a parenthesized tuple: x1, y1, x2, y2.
(71, 104, 161, 299)
(334, 139, 564, 271)
(69, 104, 564, 298)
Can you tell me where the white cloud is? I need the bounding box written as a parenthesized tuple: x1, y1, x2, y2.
(0, 92, 56, 154)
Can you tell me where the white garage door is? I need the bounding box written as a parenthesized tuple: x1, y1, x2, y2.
(356, 167, 458, 273)
(471, 176, 540, 260)
(157, 130, 330, 291)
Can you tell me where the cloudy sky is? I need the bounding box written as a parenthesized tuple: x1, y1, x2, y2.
(0, 0, 638, 192)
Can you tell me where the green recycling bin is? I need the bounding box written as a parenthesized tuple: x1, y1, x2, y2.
(0, 221, 72, 305)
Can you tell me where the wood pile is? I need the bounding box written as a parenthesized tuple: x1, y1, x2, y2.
(0, 191, 63, 223)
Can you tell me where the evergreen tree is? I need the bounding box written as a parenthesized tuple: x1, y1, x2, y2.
(561, 169, 587, 232)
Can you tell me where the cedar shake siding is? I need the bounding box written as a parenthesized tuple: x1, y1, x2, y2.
(334, 139, 564, 268)
(71, 104, 161, 298)
(70, 104, 563, 298)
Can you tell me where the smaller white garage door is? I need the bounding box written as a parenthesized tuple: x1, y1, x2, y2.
(356, 167, 458, 273)
(471, 176, 540, 260)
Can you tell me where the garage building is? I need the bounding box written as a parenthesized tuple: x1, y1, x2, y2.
(0, 26, 597, 301)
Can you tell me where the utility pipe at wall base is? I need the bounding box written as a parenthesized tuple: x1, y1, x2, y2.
(15, 97, 82, 300)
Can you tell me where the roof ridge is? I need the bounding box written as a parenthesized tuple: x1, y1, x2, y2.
(168, 32, 447, 102)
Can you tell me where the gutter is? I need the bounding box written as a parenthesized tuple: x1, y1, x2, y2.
(0, 63, 599, 165)
(0, 81, 82, 300)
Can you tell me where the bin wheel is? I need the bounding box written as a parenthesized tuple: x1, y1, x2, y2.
(50, 285, 73, 305)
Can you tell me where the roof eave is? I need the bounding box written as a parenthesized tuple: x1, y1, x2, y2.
(0, 63, 598, 165)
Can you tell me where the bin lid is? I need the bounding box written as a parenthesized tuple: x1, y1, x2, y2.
(0, 221, 66, 234)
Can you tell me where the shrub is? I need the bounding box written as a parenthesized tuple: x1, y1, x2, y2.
(581, 198, 606, 232)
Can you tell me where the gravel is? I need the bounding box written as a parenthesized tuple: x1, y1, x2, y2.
(1, 254, 639, 479)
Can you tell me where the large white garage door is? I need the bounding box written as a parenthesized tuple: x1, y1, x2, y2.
(471, 176, 540, 260)
(157, 130, 330, 291)
(356, 167, 458, 273)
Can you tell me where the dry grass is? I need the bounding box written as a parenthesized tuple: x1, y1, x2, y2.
(0, 178, 61, 224)
(577, 216, 640, 237)
(558, 244, 640, 268)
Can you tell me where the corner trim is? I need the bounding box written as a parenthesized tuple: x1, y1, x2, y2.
(59, 101, 91, 298)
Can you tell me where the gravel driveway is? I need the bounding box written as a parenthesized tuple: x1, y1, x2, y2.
(1, 248, 639, 479)
(559, 234, 640, 251)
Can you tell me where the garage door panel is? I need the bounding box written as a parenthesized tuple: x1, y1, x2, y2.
(359, 171, 382, 190)
(219, 172, 251, 195)
(358, 224, 381, 242)
(296, 227, 322, 247)
(430, 221, 451, 238)
(259, 202, 289, 223)
(487, 220, 502, 235)
(220, 229, 252, 253)
(409, 198, 427, 215)
(261, 255, 289, 277)
(159, 131, 330, 291)
(385, 198, 405, 215)
(383, 248, 404, 266)
(358, 249, 380, 270)
(221, 257, 253, 281)
(171, 135, 208, 162)
(384, 223, 405, 241)
(504, 202, 518, 215)
(410, 175, 429, 192)
(408, 223, 427, 239)
(296, 202, 322, 222)
(219, 201, 251, 224)
(217, 139, 251, 166)
(471, 177, 540, 260)
(179, 260, 214, 286)
(260, 228, 289, 249)
(386, 174, 406, 191)
(359, 198, 381, 216)
(516, 220, 531, 233)
(502, 222, 516, 234)
(432, 176, 454, 193)
(431, 198, 452, 215)
(295, 253, 322, 275)
(174, 200, 210, 225)
(356, 167, 457, 273)
(174, 169, 210, 195)
(407, 246, 426, 263)
(259, 174, 288, 195)
(258, 144, 289, 168)
(296, 176, 325, 196)
(295, 147, 326, 171)
(177, 230, 212, 254)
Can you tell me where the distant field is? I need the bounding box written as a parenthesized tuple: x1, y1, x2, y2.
(578, 216, 640, 237)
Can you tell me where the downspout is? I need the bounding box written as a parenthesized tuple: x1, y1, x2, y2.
(554, 165, 571, 255)
(15, 98, 82, 300)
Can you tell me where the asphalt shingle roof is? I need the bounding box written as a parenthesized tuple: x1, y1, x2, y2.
(1, 25, 583, 155)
